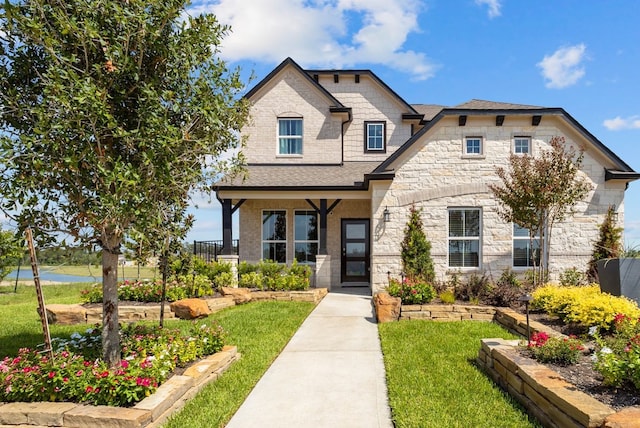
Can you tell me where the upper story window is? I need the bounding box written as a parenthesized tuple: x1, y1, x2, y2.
(514, 137, 531, 154)
(278, 118, 303, 155)
(465, 137, 483, 155)
(365, 121, 386, 153)
(448, 208, 481, 268)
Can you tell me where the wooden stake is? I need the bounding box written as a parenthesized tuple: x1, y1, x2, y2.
(25, 228, 53, 359)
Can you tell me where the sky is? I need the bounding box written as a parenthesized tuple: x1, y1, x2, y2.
(184, 0, 640, 248)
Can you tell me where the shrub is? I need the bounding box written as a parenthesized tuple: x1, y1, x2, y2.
(454, 273, 489, 302)
(527, 332, 584, 366)
(81, 279, 189, 303)
(212, 271, 236, 290)
(238, 261, 258, 275)
(592, 314, 640, 389)
(387, 277, 435, 305)
(559, 267, 587, 286)
(439, 290, 455, 304)
(531, 284, 640, 330)
(400, 204, 435, 283)
(483, 269, 523, 307)
(239, 271, 264, 289)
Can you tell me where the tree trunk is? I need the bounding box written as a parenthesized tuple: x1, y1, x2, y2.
(102, 243, 121, 367)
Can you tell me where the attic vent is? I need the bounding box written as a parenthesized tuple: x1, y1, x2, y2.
(355, 74, 360, 83)
(334, 74, 339, 83)
(313, 74, 319, 82)
(532, 115, 542, 126)
(496, 115, 505, 126)
(458, 115, 467, 126)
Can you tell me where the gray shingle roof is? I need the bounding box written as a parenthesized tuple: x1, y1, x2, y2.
(454, 99, 544, 109)
(218, 162, 381, 188)
(410, 104, 445, 121)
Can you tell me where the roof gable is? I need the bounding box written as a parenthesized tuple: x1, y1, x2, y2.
(243, 57, 346, 109)
(373, 106, 637, 176)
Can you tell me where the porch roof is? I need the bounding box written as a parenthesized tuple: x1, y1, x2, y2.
(216, 161, 383, 190)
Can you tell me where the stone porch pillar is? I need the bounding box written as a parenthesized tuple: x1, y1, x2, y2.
(315, 254, 332, 291)
(218, 254, 239, 288)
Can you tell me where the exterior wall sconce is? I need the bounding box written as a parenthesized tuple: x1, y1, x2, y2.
(383, 206, 391, 222)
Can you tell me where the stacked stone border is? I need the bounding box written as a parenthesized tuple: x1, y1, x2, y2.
(45, 288, 328, 325)
(373, 297, 639, 428)
(0, 345, 240, 428)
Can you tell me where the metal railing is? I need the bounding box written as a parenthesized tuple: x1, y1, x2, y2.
(193, 239, 239, 263)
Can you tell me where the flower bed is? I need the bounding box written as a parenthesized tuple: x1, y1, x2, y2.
(0, 322, 225, 407)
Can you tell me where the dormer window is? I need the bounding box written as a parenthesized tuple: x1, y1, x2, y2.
(278, 118, 303, 155)
(365, 121, 386, 153)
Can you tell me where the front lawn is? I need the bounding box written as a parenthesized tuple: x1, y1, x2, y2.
(163, 300, 315, 427)
(379, 320, 542, 428)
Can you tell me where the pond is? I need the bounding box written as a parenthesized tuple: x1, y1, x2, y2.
(6, 269, 101, 283)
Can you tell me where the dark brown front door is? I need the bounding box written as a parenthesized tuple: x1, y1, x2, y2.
(341, 219, 370, 283)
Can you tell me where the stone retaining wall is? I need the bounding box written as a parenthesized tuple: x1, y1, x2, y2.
(0, 346, 240, 428)
(46, 288, 328, 325)
(476, 339, 640, 428)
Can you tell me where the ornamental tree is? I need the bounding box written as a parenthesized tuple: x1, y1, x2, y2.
(488, 137, 592, 285)
(587, 205, 623, 282)
(0, 0, 249, 366)
(400, 204, 435, 283)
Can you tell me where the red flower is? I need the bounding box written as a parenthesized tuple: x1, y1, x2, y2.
(48, 371, 56, 379)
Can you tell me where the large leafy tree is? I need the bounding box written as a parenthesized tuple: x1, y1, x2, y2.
(488, 137, 592, 284)
(0, 228, 24, 282)
(0, 0, 249, 366)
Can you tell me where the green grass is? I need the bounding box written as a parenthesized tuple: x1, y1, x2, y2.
(0, 283, 94, 357)
(163, 301, 315, 428)
(379, 320, 542, 428)
(1, 283, 315, 428)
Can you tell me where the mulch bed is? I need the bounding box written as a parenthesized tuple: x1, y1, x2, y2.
(518, 311, 639, 410)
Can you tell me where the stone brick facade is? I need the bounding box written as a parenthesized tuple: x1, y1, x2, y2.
(216, 58, 637, 294)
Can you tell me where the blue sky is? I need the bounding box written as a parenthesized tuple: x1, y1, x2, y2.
(185, 0, 640, 248)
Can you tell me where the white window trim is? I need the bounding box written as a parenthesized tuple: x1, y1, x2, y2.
(365, 121, 386, 152)
(294, 210, 319, 264)
(447, 208, 482, 269)
(513, 136, 531, 155)
(462, 136, 485, 158)
(512, 223, 540, 268)
(262, 209, 287, 263)
(277, 118, 303, 156)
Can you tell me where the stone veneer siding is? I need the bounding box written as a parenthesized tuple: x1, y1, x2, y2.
(370, 115, 626, 293)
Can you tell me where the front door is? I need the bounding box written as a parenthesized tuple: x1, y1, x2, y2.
(341, 219, 370, 283)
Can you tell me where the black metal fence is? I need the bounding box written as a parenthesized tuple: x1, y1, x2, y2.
(193, 240, 239, 263)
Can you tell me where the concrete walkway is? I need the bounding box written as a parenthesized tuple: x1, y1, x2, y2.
(226, 288, 393, 428)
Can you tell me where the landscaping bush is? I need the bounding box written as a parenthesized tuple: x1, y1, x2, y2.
(454, 273, 490, 303)
(559, 267, 587, 286)
(527, 331, 584, 365)
(592, 313, 640, 389)
(387, 277, 435, 305)
(531, 284, 640, 330)
(438, 290, 455, 304)
(236, 260, 311, 291)
(483, 269, 524, 308)
(81, 278, 193, 303)
(0, 321, 225, 406)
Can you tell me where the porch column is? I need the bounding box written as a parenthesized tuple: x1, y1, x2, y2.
(319, 199, 328, 255)
(217, 197, 246, 256)
(221, 198, 233, 255)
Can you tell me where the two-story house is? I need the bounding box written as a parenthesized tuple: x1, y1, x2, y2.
(214, 57, 639, 293)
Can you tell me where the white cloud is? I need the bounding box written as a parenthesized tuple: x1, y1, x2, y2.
(188, 0, 436, 80)
(475, 0, 502, 18)
(603, 116, 640, 131)
(537, 44, 587, 89)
